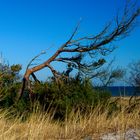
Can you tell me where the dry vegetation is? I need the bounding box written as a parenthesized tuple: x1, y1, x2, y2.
(0, 98, 140, 140)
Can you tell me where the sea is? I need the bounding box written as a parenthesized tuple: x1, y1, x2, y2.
(103, 86, 140, 97)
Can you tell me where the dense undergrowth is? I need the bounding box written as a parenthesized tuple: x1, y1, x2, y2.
(0, 62, 118, 120)
(0, 63, 139, 120)
(0, 63, 140, 139)
(0, 75, 112, 120)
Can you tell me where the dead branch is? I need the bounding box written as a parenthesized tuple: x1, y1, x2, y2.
(18, 0, 140, 100)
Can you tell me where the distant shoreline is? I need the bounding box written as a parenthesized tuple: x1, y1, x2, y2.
(100, 86, 140, 97)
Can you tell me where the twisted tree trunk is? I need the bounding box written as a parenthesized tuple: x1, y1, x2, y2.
(17, 1, 140, 100)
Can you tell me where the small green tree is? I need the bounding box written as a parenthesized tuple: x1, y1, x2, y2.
(0, 57, 22, 108)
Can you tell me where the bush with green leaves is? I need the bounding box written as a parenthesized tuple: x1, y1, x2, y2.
(0, 62, 22, 108)
(31, 76, 111, 119)
(0, 62, 112, 119)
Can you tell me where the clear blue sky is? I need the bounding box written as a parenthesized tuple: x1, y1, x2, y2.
(0, 0, 140, 81)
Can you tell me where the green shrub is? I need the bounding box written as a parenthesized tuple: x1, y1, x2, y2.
(0, 67, 112, 120)
(31, 77, 111, 119)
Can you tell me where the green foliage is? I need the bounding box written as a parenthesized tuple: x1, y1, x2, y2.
(0, 83, 20, 107)
(0, 62, 23, 111)
(0, 63, 22, 87)
(31, 76, 111, 119)
(10, 64, 22, 72)
(0, 62, 115, 120)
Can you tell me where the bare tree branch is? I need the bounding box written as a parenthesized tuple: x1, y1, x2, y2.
(18, 0, 140, 100)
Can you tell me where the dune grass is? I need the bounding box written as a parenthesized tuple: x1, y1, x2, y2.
(0, 98, 140, 140)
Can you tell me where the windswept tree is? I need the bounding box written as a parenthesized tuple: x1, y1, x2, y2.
(19, 0, 140, 99)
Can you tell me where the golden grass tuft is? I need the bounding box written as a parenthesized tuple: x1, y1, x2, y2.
(0, 98, 140, 140)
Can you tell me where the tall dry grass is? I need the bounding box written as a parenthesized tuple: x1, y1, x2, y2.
(0, 100, 140, 140)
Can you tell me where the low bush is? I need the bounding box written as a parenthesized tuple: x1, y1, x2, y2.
(0, 63, 114, 120)
(30, 76, 111, 119)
